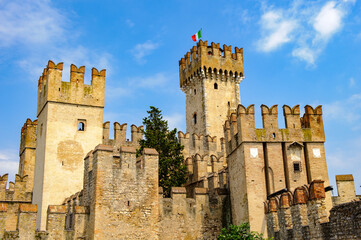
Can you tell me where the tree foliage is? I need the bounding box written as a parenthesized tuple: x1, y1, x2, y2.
(137, 106, 188, 197)
(217, 223, 270, 240)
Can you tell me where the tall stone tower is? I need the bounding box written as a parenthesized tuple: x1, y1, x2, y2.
(179, 40, 244, 138)
(33, 61, 105, 229)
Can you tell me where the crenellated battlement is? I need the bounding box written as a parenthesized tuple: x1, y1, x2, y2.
(102, 121, 143, 148)
(19, 118, 37, 157)
(37, 60, 106, 116)
(178, 131, 225, 157)
(224, 104, 325, 154)
(0, 174, 32, 202)
(179, 40, 244, 89)
(265, 179, 361, 239)
(178, 131, 226, 185)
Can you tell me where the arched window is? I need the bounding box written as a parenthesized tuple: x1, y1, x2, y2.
(193, 113, 197, 124)
(214, 83, 218, 89)
(78, 122, 85, 131)
(78, 120, 86, 131)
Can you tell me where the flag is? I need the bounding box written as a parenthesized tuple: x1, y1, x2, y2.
(192, 29, 202, 42)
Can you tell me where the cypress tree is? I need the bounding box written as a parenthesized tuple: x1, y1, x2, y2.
(137, 106, 188, 197)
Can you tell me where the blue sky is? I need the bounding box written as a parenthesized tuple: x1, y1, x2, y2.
(0, 0, 360, 195)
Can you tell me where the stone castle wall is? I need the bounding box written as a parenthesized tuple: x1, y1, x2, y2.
(265, 180, 361, 240)
(33, 61, 105, 230)
(0, 144, 229, 239)
(179, 40, 243, 138)
(224, 104, 332, 235)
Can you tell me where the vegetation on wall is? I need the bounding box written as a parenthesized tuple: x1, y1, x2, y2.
(137, 106, 188, 197)
(217, 223, 270, 240)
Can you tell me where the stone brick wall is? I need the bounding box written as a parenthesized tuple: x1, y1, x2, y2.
(18, 118, 37, 192)
(102, 122, 143, 148)
(179, 40, 243, 138)
(332, 174, 359, 205)
(159, 186, 229, 240)
(265, 180, 361, 240)
(225, 104, 332, 236)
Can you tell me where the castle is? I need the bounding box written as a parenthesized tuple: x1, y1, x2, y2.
(0, 40, 360, 239)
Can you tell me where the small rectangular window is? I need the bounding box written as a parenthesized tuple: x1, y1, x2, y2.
(78, 119, 86, 131)
(293, 162, 301, 172)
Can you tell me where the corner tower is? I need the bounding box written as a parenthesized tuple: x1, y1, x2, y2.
(33, 61, 105, 229)
(179, 40, 244, 137)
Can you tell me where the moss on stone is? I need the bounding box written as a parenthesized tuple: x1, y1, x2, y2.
(61, 82, 70, 93)
(302, 129, 312, 141)
(255, 129, 266, 141)
(84, 86, 92, 95)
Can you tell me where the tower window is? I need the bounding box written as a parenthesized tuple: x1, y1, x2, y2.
(194, 89, 196, 95)
(193, 113, 197, 124)
(214, 83, 218, 89)
(78, 120, 86, 131)
(293, 162, 301, 172)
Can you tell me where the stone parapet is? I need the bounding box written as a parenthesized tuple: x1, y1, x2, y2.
(102, 122, 143, 149)
(37, 60, 106, 116)
(179, 40, 244, 89)
(225, 104, 325, 154)
(265, 180, 361, 240)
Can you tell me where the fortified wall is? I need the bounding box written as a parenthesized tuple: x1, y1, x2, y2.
(178, 131, 227, 190)
(224, 104, 331, 235)
(102, 122, 143, 148)
(0, 142, 230, 239)
(265, 180, 361, 240)
(179, 40, 244, 138)
(1, 41, 360, 239)
(33, 61, 105, 230)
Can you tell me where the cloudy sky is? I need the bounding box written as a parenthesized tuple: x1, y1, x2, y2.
(0, 0, 360, 194)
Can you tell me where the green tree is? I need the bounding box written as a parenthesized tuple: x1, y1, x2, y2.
(137, 106, 188, 197)
(217, 223, 270, 240)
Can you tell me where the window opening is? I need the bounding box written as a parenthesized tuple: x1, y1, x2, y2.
(214, 83, 218, 89)
(194, 89, 196, 95)
(78, 119, 86, 131)
(78, 122, 85, 131)
(272, 133, 276, 139)
(193, 113, 197, 124)
(293, 162, 301, 172)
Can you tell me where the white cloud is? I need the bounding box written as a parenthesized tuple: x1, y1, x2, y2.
(292, 47, 317, 65)
(17, 46, 112, 83)
(257, 1, 356, 65)
(313, 2, 344, 40)
(0, 0, 113, 83)
(0, 149, 19, 181)
(0, 0, 67, 47)
(131, 41, 159, 64)
(164, 113, 185, 131)
(257, 11, 297, 52)
(323, 93, 361, 127)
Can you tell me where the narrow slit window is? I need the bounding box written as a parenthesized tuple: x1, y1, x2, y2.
(193, 113, 197, 124)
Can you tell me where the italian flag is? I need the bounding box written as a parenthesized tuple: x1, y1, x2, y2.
(192, 29, 202, 42)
